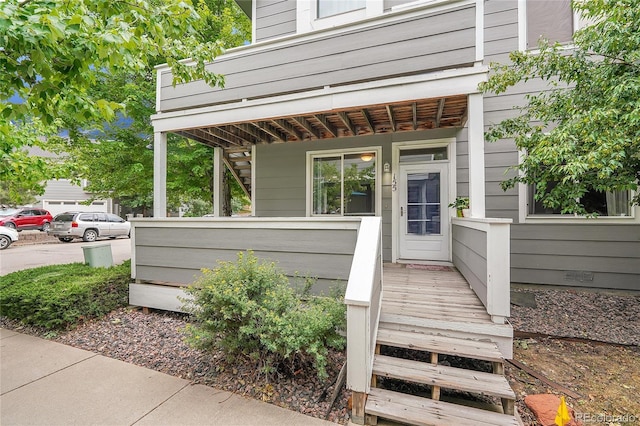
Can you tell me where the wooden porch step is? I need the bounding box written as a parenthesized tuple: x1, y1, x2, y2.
(373, 354, 515, 400)
(376, 328, 504, 363)
(366, 388, 519, 426)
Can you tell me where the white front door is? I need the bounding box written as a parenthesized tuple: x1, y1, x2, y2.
(398, 163, 449, 261)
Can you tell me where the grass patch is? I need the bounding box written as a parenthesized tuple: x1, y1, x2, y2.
(0, 260, 131, 329)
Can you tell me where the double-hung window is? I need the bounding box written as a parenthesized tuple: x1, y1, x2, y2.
(310, 151, 378, 216)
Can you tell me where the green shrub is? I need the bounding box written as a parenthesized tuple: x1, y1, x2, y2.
(0, 261, 131, 329)
(183, 251, 346, 379)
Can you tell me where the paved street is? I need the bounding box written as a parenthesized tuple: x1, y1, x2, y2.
(0, 237, 131, 275)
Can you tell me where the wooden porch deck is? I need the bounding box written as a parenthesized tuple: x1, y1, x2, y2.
(379, 264, 513, 358)
(382, 264, 493, 325)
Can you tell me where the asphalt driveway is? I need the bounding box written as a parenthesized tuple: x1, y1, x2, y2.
(0, 236, 131, 275)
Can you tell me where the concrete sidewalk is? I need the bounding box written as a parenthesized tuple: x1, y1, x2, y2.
(0, 328, 338, 426)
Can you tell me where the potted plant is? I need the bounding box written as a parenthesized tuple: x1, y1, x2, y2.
(449, 196, 470, 217)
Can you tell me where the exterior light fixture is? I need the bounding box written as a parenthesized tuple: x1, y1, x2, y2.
(360, 153, 374, 162)
(384, 162, 391, 172)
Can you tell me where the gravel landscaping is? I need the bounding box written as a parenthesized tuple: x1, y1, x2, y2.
(2, 283, 638, 425)
(510, 287, 640, 345)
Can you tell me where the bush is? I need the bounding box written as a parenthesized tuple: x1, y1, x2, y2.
(0, 260, 131, 329)
(183, 251, 346, 379)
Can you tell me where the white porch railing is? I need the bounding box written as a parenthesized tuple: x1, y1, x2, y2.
(451, 217, 512, 324)
(344, 217, 384, 424)
(129, 217, 363, 310)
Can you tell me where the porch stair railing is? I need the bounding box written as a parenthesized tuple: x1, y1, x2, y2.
(345, 216, 518, 425)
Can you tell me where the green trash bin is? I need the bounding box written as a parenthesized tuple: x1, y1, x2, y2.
(82, 243, 114, 268)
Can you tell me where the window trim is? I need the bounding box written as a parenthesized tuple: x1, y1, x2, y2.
(298, 0, 382, 33)
(306, 146, 382, 217)
(517, 156, 639, 224)
(296, 0, 458, 34)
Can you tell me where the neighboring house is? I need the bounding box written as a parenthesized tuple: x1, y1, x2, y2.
(27, 147, 113, 216)
(34, 179, 113, 216)
(130, 1, 638, 424)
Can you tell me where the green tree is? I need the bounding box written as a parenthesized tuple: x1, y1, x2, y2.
(58, 0, 249, 214)
(480, 0, 639, 215)
(1, 0, 224, 125)
(0, 118, 68, 205)
(1, 0, 250, 210)
(0, 0, 227, 203)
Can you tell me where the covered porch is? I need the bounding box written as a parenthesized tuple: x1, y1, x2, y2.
(128, 215, 514, 425)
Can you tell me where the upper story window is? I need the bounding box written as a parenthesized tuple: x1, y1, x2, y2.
(526, 0, 573, 49)
(297, 0, 383, 33)
(317, 0, 365, 19)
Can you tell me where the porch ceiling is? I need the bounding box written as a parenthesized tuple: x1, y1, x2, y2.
(173, 95, 468, 195)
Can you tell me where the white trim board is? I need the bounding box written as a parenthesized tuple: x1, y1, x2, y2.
(391, 138, 456, 263)
(151, 67, 488, 133)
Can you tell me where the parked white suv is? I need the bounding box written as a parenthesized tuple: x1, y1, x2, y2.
(48, 212, 131, 242)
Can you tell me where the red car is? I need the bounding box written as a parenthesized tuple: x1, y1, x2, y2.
(0, 208, 53, 232)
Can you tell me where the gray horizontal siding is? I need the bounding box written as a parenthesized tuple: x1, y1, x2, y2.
(511, 224, 640, 291)
(482, 0, 521, 220)
(452, 224, 488, 303)
(255, 0, 296, 42)
(254, 128, 463, 262)
(160, 4, 477, 112)
(134, 223, 358, 294)
(484, 3, 518, 59)
(39, 179, 90, 201)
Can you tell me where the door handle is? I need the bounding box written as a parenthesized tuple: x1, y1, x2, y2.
(401, 207, 404, 217)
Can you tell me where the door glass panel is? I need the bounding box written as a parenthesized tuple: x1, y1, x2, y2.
(406, 172, 441, 235)
(399, 147, 447, 163)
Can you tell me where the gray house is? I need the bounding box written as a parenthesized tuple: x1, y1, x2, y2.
(27, 147, 112, 216)
(129, 1, 638, 424)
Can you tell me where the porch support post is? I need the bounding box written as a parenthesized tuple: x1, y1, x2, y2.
(153, 131, 167, 218)
(467, 92, 486, 218)
(213, 147, 224, 216)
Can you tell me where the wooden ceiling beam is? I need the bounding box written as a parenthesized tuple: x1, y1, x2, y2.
(228, 123, 264, 144)
(201, 127, 245, 146)
(435, 98, 445, 128)
(337, 112, 357, 136)
(386, 105, 396, 132)
(292, 116, 321, 139)
(251, 122, 284, 142)
(176, 130, 227, 148)
(314, 114, 338, 138)
(217, 125, 254, 146)
(270, 119, 303, 141)
(361, 109, 375, 134)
